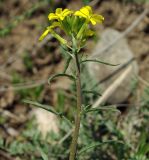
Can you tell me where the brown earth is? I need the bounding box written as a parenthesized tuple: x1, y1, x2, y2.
(0, 0, 148, 147)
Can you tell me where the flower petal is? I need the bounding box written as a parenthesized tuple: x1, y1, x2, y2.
(74, 11, 87, 19)
(80, 6, 92, 17)
(39, 28, 50, 41)
(92, 14, 104, 24)
(56, 8, 62, 14)
(84, 6, 92, 14)
(90, 18, 96, 25)
(48, 13, 58, 21)
(75, 6, 104, 26)
(62, 9, 73, 17)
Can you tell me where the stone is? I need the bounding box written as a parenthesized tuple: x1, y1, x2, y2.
(87, 29, 138, 104)
(32, 108, 59, 137)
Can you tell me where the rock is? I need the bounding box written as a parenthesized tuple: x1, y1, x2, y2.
(87, 29, 138, 104)
(32, 108, 59, 137)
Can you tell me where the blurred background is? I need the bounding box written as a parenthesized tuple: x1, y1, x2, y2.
(0, 0, 149, 160)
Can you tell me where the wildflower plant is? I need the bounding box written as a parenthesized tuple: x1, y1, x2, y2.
(24, 6, 119, 160)
(39, 6, 104, 46)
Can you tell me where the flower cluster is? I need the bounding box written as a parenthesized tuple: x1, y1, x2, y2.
(39, 6, 104, 46)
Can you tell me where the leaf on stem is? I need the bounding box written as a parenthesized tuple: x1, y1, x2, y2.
(81, 59, 119, 66)
(61, 115, 73, 127)
(37, 147, 49, 160)
(78, 140, 124, 155)
(23, 100, 60, 116)
(82, 105, 121, 115)
(48, 73, 76, 85)
(63, 56, 72, 73)
(23, 100, 72, 126)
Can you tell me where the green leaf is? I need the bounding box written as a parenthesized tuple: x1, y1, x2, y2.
(38, 147, 49, 160)
(79, 140, 123, 155)
(23, 100, 72, 126)
(48, 73, 76, 85)
(61, 115, 73, 127)
(0, 138, 4, 149)
(83, 104, 92, 110)
(82, 106, 121, 114)
(138, 132, 149, 154)
(23, 100, 60, 116)
(81, 59, 119, 66)
(63, 56, 72, 73)
(61, 45, 74, 58)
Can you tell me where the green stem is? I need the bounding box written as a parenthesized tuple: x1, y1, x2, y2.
(69, 52, 82, 160)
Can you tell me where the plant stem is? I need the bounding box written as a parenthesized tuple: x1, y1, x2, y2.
(69, 53, 82, 160)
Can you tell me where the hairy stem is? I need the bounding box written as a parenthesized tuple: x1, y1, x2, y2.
(69, 53, 82, 160)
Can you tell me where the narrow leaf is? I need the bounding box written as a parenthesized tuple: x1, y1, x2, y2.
(83, 104, 92, 110)
(48, 73, 76, 85)
(23, 100, 60, 116)
(79, 140, 123, 155)
(61, 115, 73, 127)
(83, 106, 121, 114)
(38, 147, 49, 160)
(81, 59, 119, 66)
(63, 56, 72, 73)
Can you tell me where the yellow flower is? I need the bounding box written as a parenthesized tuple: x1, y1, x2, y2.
(39, 22, 67, 44)
(74, 6, 104, 25)
(39, 28, 50, 41)
(48, 8, 73, 21)
(39, 22, 59, 41)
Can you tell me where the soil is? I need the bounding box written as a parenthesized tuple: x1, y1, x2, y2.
(0, 0, 148, 157)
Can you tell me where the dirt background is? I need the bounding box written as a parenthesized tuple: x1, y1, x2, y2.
(0, 0, 149, 157)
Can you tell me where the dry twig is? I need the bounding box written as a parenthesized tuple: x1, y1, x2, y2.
(91, 8, 149, 58)
(138, 76, 149, 87)
(92, 66, 133, 108)
(0, 79, 47, 92)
